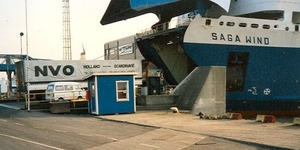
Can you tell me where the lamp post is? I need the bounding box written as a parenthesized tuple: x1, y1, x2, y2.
(20, 32, 24, 58)
(25, 0, 30, 112)
(20, 32, 24, 101)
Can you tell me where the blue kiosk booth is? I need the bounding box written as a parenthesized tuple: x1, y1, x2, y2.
(87, 73, 137, 115)
(84, 60, 142, 115)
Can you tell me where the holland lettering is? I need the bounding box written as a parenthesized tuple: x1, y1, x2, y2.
(83, 65, 101, 69)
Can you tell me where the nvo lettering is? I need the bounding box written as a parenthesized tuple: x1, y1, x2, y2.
(35, 65, 74, 77)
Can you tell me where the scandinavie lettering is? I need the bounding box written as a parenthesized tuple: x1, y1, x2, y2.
(212, 33, 269, 45)
(114, 64, 134, 68)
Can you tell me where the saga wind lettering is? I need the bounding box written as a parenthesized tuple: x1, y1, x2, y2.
(212, 33, 269, 45)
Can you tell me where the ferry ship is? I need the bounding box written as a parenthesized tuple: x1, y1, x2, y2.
(183, 0, 300, 116)
(101, 0, 300, 117)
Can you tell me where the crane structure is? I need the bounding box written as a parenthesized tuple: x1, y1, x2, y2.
(62, 0, 72, 60)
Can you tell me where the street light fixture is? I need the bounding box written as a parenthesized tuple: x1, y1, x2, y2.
(20, 32, 24, 99)
(20, 32, 24, 58)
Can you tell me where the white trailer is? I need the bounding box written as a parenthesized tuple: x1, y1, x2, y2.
(15, 60, 142, 99)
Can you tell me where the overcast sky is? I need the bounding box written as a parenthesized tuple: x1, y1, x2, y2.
(0, 0, 158, 60)
(0, 0, 159, 79)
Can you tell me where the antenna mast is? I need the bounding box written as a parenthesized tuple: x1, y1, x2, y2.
(62, 0, 72, 60)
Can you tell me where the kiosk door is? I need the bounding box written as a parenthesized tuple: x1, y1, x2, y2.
(90, 82, 97, 114)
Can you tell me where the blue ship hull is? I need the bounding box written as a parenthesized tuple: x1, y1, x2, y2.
(184, 43, 300, 117)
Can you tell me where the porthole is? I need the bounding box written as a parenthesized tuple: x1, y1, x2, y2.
(251, 24, 259, 28)
(262, 24, 270, 29)
(226, 22, 235, 26)
(285, 27, 289, 31)
(274, 25, 278, 28)
(239, 23, 247, 27)
(219, 21, 224, 26)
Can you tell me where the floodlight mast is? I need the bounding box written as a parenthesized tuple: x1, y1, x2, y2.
(62, 0, 72, 60)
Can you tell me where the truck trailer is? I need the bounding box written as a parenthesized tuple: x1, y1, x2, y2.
(15, 60, 142, 100)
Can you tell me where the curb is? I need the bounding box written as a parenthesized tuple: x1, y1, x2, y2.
(256, 115, 276, 123)
(293, 117, 300, 125)
(0, 104, 22, 110)
(226, 113, 243, 120)
(97, 116, 161, 129)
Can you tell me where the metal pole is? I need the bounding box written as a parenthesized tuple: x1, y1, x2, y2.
(20, 32, 24, 57)
(117, 41, 119, 60)
(25, 0, 30, 112)
(20, 32, 24, 101)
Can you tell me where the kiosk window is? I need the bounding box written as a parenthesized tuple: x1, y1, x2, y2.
(116, 81, 129, 101)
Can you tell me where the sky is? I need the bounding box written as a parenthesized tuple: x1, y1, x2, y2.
(0, 0, 159, 60)
(0, 0, 159, 79)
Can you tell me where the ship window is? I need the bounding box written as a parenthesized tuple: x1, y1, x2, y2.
(205, 19, 211, 25)
(226, 22, 235, 26)
(274, 25, 278, 28)
(219, 21, 224, 26)
(295, 25, 299, 31)
(262, 24, 270, 29)
(251, 24, 259, 28)
(292, 12, 300, 24)
(285, 27, 289, 31)
(238, 23, 247, 27)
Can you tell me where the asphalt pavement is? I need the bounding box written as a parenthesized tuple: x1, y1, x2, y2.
(1, 101, 299, 150)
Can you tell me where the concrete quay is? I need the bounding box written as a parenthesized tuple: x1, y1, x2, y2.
(98, 111, 300, 150)
(1, 101, 299, 149)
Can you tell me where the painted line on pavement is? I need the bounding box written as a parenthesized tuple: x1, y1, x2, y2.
(0, 104, 21, 110)
(0, 133, 64, 150)
(95, 134, 118, 141)
(107, 137, 118, 141)
(94, 134, 118, 141)
(14, 123, 25, 126)
(78, 133, 93, 137)
(140, 143, 160, 149)
(54, 129, 67, 133)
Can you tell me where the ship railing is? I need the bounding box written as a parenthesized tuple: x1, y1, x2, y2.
(136, 19, 191, 38)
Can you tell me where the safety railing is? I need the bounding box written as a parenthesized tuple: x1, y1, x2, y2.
(46, 90, 90, 107)
(0, 92, 24, 102)
(24, 90, 90, 109)
(136, 19, 191, 38)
